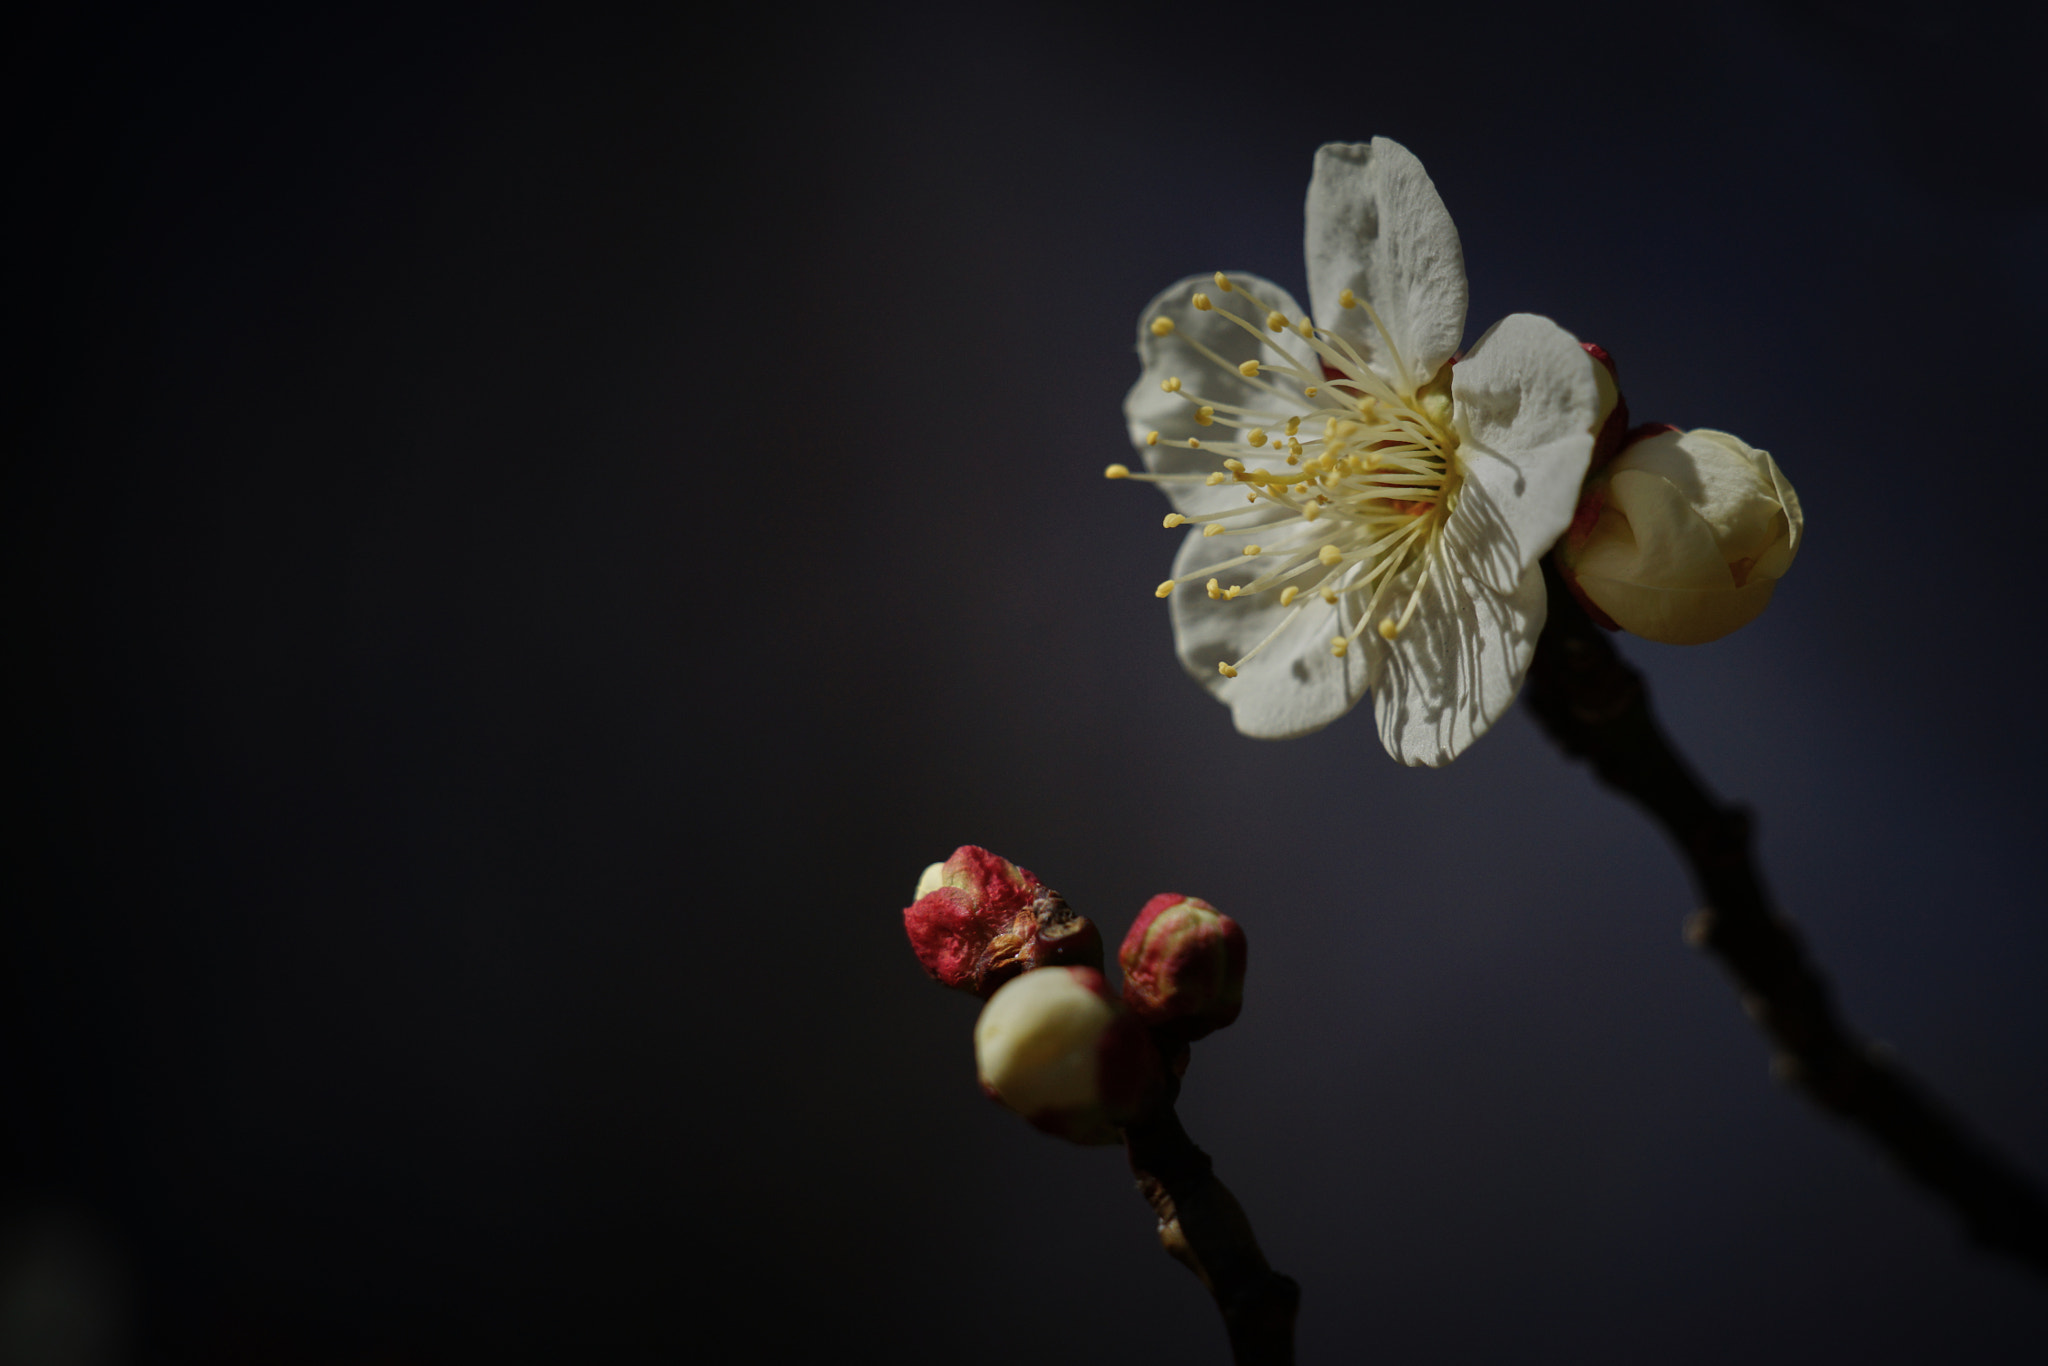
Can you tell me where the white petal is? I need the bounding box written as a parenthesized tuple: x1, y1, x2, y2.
(1610, 429, 1781, 563)
(1367, 552, 1547, 768)
(1304, 138, 1468, 392)
(1166, 518, 1367, 739)
(1126, 274, 1317, 517)
(1449, 313, 1603, 594)
(1575, 573, 1779, 647)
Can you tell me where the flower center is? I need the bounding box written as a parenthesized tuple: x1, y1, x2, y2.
(1106, 273, 1463, 678)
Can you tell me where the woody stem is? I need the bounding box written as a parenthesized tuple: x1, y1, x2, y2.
(1525, 555, 2048, 1275)
(1123, 1073, 1300, 1365)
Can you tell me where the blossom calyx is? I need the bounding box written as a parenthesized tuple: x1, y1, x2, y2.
(1556, 427, 1802, 645)
(1118, 894, 1246, 1041)
(904, 846, 1103, 999)
(974, 966, 1164, 1144)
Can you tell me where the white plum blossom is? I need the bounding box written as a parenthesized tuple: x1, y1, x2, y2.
(1110, 138, 1610, 766)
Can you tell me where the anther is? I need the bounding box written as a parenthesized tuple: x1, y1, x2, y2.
(1278, 586, 1298, 606)
(1238, 359, 1260, 377)
(1223, 458, 1245, 472)
(1150, 317, 1175, 336)
(1242, 545, 1261, 556)
(1214, 272, 1233, 291)
(1155, 581, 1175, 598)
(1297, 317, 1313, 337)
(1304, 385, 1318, 397)
(1302, 504, 1320, 522)
(1223, 585, 1243, 599)
(1105, 464, 1131, 479)
(1378, 618, 1400, 640)
(1218, 662, 1238, 678)
(1204, 471, 1226, 485)
(1319, 545, 1342, 566)
(1266, 311, 1286, 332)
(1290, 438, 1304, 456)
(1146, 430, 1160, 446)
(1247, 428, 1267, 447)
(1321, 588, 1337, 604)
(1192, 293, 1213, 311)
(1188, 437, 1201, 448)
(1206, 579, 1223, 599)
(1285, 417, 1300, 435)
(1286, 454, 1299, 465)
(1195, 406, 1215, 425)
(1163, 513, 1187, 528)
(1338, 288, 1357, 309)
(1330, 638, 1348, 657)
(1202, 524, 1224, 537)
(1162, 377, 1182, 393)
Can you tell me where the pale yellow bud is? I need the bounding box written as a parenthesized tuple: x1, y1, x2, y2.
(1559, 428, 1803, 645)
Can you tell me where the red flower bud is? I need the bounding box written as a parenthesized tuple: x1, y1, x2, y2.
(1118, 894, 1246, 1040)
(903, 846, 1104, 999)
(974, 966, 1163, 1144)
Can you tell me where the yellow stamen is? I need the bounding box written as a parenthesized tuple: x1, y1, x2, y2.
(1163, 513, 1187, 528)
(1330, 638, 1348, 656)
(1238, 359, 1261, 378)
(1192, 293, 1213, 311)
(1318, 545, 1342, 566)
(1218, 662, 1238, 677)
(1162, 376, 1182, 393)
(1194, 406, 1214, 426)
(1104, 464, 1130, 479)
(1146, 430, 1160, 446)
(1202, 524, 1224, 537)
(1265, 311, 1286, 332)
(1247, 428, 1267, 447)
(1155, 581, 1175, 598)
(1150, 317, 1175, 336)
(1279, 586, 1298, 606)
(1338, 288, 1357, 309)
(1206, 578, 1222, 600)
(1213, 272, 1233, 291)
(1242, 544, 1261, 556)
(1378, 618, 1400, 640)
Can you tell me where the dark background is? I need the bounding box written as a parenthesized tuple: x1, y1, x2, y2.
(8, 2, 2047, 1361)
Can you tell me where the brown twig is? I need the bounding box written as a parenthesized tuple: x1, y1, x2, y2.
(1525, 556, 2048, 1273)
(1123, 1075, 1299, 1365)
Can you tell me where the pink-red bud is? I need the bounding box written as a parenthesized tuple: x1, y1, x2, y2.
(974, 966, 1163, 1144)
(903, 846, 1104, 999)
(1118, 894, 1246, 1041)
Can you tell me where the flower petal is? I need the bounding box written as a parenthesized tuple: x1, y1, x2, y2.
(1366, 550, 1547, 768)
(1449, 313, 1603, 594)
(1573, 574, 1779, 647)
(1127, 274, 1317, 517)
(1578, 469, 1732, 591)
(1304, 138, 1468, 392)
(1166, 517, 1367, 739)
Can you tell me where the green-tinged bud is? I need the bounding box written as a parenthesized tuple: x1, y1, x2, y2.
(974, 967, 1163, 1144)
(1557, 427, 1802, 645)
(1118, 894, 1246, 1041)
(904, 846, 1104, 999)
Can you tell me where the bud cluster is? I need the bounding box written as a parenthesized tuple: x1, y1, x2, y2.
(904, 846, 1249, 1146)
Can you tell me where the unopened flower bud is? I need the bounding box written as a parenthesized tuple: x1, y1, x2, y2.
(974, 966, 1162, 1144)
(1556, 427, 1802, 645)
(1118, 894, 1246, 1040)
(903, 846, 1103, 999)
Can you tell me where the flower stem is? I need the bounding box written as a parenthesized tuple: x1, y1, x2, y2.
(1526, 557, 2048, 1274)
(1123, 1078, 1300, 1364)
